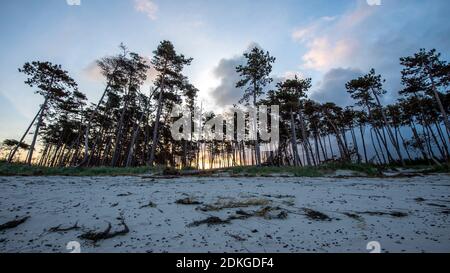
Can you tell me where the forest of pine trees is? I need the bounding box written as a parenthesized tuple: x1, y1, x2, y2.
(1, 42, 449, 169)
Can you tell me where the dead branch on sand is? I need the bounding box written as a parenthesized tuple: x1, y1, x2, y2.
(0, 216, 30, 231)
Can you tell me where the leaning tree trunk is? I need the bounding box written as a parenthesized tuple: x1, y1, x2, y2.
(370, 128, 383, 164)
(148, 64, 168, 166)
(350, 126, 361, 163)
(327, 134, 334, 159)
(8, 106, 42, 163)
(435, 121, 450, 158)
(289, 109, 301, 166)
(26, 97, 49, 165)
(111, 93, 131, 167)
(426, 66, 450, 138)
(324, 116, 349, 161)
(80, 84, 111, 166)
(126, 89, 156, 167)
(409, 121, 429, 161)
(397, 128, 412, 161)
(372, 89, 405, 166)
(298, 109, 312, 166)
(359, 124, 368, 163)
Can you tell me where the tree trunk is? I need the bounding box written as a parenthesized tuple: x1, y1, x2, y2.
(372, 90, 405, 166)
(324, 116, 348, 160)
(435, 121, 449, 159)
(426, 67, 450, 137)
(370, 128, 383, 164)
(8, 106, 43, 163)
(410, 121, 429, 161)
(298, 110, 312, 165)
(126, 89, 156, 167)
(26, 97, 49, 165)
(359, 124, 368, 163)
(148, 63, 168, 166)
(289, 110, 301, 166)
(398, 129, 413, 161)
(252, 89, 261, 165)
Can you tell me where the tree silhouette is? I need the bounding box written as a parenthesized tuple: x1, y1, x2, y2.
(148, 40, 193, 166)
(15, 61, 78, 165)
(400, 49, 450, 137)
(236, 47, 275, 165)
(5, 45, 449, 169)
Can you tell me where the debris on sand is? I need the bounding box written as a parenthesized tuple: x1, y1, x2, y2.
(197, 198, 271, 211)
(48, 222, 80, 233)
(227, 210, 254, 221)
(359, 211, 408, 218)
(427, 203, 447, 208)
(263, 194, 295, 199)
(302, 208, 331, 221)
(227, 207, 289, 221)
(277, 211, 288, 219)
(80, 223, 112, 242)
(282, 199, 296, 207)
(255, 206, 288, 220)
(79, 217, 129, 242)
(139, 201, 157, 209)
(187, 216, 230, 227)
(0, 216, 30, 231)
(117, 192, 133, 197)
(176, 197, 202, 205)
(343, 212, 363, 221)
(225, 232, 247, 241)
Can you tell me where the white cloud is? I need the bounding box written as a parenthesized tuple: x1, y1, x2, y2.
(134, 0, 158, 20)
(292, 16, 336, 43)
(292, 4, 376, 71)
(294, 0, 450, 104)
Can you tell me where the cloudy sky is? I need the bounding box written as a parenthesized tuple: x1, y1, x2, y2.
(0, 0, 449, 141)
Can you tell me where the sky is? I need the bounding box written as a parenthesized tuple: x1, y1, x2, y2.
(0, 0, 449, 142)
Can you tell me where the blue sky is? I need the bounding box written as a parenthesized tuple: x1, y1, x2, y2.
(0, 0, 449, 141)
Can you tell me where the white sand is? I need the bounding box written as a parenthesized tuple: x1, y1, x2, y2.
(0, 174, 449, 253)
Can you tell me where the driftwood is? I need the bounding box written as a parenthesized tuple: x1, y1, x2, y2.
(117, 192, 133, 197)
(358, 211, 408, 218)
(176, 197, 202, 205)
(0, 216, 30, 231)
(187, 216, 230, 227)
(302, 208, 332, 221)
(139, 201, 157, 209)
(79, 217, 129, 242)
(225, 232, 247, 242)
(48, 222, 80, 233)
